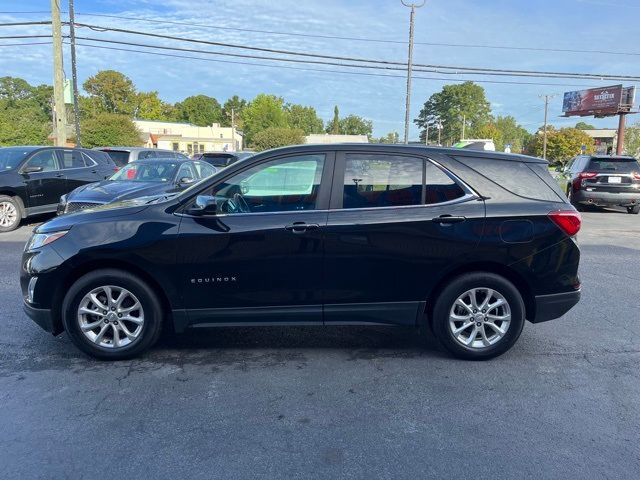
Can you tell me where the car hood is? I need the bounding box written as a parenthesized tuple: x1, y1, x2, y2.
(68, 180, 172, 203)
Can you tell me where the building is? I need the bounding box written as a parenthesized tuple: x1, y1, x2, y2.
(134, 120, 243, 155)
(582, 128, 617, 154)
(304, 134, 369, 144)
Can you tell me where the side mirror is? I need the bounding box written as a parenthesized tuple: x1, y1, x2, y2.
(22, 166, 44, 174)
(186, 195, 218, 216)
(178, 176, 195, 186)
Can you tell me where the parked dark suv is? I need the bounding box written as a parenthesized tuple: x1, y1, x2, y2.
(558, 155, 640, 214)
(0, 146, 116, 232)
(21, 145, 581, 360)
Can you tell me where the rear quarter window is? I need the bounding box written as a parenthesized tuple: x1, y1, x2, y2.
(454, 156, 564, 202)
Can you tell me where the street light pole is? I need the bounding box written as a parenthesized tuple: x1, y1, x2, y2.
(401, 0, 425, 144)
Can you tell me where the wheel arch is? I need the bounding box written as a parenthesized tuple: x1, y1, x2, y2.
(0, 190, 26, 216)
(51, 258, 174, 334)
(424, 261, 535, 326)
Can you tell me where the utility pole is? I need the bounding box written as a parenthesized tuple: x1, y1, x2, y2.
(616, 113, 626, 155)
(69, 0, 81, 147)
(437, 120, 442, 145)
(425, 122, 429, 145)
(231, 108, 236, 151)
(51, 0, 66, 146)
(539, 94, 556, 160)
(401, 1, 425, 144)
(461, 114, 466, 140)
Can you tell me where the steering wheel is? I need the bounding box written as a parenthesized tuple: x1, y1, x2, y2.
(232, 193, 251, 213)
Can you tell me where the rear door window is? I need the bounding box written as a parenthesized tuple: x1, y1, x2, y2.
(424, 161, 466, 204)
(59, 150, 86, 169)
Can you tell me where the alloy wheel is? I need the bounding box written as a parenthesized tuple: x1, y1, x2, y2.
(0, 201, 17, 228)
(448, 288, 511, 349)
(77, 286, 144, 349)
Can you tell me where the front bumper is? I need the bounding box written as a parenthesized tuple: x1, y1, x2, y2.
(23, 301, 59, 334)
(532, 289, 581, 323)
(575, 189, 640, 207)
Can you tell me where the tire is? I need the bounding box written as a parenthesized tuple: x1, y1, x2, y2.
(431, 272, 526, 360)
(62, 269, 164, 360)
(0, 195, 22, 232)
(627, 205, 639, 215)
(566, 187, 583, 212)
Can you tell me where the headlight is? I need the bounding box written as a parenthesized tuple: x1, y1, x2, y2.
(26, 230, 69, 251)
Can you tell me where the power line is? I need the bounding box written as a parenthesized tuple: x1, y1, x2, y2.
(0, 34, 51, 39)
(0, 41, 51, 46)
(69, 22, 640, 81)
(0, 21, 51, 27)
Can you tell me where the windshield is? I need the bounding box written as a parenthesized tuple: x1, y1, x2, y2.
(0, 147, 32, 171)
(587, 158, 640, 173)
(110, 162, 178, 182)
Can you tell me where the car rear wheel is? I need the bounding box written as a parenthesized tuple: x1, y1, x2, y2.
(627, 205, 639, 215)
(0, 195, 22, 232)
(566, 187, 583, 212)
(432, 272, 525, 360)
(62, 269, 163, 360)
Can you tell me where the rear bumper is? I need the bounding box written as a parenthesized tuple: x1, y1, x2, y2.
(23, 301, 58, 334)
(575, 189, 640, 207)
(532, 290, 581, 323)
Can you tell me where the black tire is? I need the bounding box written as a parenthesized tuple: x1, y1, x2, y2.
(627, 205, 640, 215)
(431, 272, 525, 360)
(0, 195, 22, 232)
(566, 187, 583, 212)
(62, 269, 163, 360)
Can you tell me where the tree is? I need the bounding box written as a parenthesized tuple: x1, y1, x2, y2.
(222, 95, 247, 128)
(83, 70, 137, 115)
(414, 81, 491, 145)
(0, 107, 50, 145)
(623, 123, 640, 157)
(339, 114, 373, 136)
(285, 104, 324, 134)
(575, 121, 595, 130)
(251, 127, 305, 151)
(135, 91, 174, 120)
(471, 123, 504, 151)
(525, 127, 595, 162)
(80, 113, 142, 148)
(372, 132, 400, 144)
(175, 95, 222, 126)
(241, 94, 288, 144)
(326, 105, 340, 134)
(481, 115, 531, 152)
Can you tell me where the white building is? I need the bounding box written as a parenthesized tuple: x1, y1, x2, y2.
(134, 120, 243, 155)
(304, 134, 369, 144)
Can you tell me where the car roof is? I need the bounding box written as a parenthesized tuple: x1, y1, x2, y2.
(258, 143, 548, 164)
(128, 158, 190, 164)
(98, 147, 177, 153)
(586, 155, 637, 160)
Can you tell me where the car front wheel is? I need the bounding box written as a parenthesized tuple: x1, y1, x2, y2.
(627, 205, 639, 215)
(62, 269, 163, 360)
(432, 272, 525, 360)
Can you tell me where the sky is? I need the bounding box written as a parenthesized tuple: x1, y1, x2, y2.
(1, 0, 640, 139)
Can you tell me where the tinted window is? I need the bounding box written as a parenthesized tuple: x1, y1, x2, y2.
(211, 154, 325, 213)
(100, 150, 130, 167)
(342, 154, 423, 209)
(586, 157, 640, 173)
(138, 150, 157, 159)
(60, 150, 86, 169)
(110, 162, 178, 182)
(177, 163, 196, 181)
(25, 150, 59, 172)
(82, 151, 105, 166)
(0, 147, 31, 170)
(424, 161, 466, 204)
(193, 161, 215, 179)
(455, 156, 563, 202)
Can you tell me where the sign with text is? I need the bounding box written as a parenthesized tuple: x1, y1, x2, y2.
(562, 85, 623, 117)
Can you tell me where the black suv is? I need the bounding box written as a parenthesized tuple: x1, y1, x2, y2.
(21, 145, 581, 360)
(192, 151, 254, 168)
(558, 155, 640, 214)
(0, 146, 117, 232)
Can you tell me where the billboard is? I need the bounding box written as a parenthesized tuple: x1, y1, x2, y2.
(562, 85, 623, 117)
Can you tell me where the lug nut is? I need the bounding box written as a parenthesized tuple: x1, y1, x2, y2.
(111, 307, 115, 311)
(118, 314, 122, 318)
(104, 319, 109, 324)
(113, 321, 118, 325)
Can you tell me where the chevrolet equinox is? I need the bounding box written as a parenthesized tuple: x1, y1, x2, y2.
(21, 145, 581, 360)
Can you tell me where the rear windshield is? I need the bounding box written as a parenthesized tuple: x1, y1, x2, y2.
(99, 149, 130, 167)
(204, 155, 233, 167)
(454, 156, 564, 202)
(587, 158, 640, 173)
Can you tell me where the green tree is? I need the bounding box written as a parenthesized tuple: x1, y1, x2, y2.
(372, 132, 400, 144)
(134, 91, 173, 120)
(471, 123, 505, 151)
(175, 95, 223, 126)
(623, 123, 640, 157)
(222, 95, 247, 128)
(83, 70, 137, 115)
(472, 115, 530, 152)
(285, 104, 324, 134)
(414, 81, 491, 145)
(0, 107, 50, 145)
(80, 113, 142, 148)
(526, 127, 595, 162)
(251, 127, 305, 151)
(339, 114, 373, 136)
(575, 121, 595, 130)
(241, 94, 288, 144)
(326, 105, 340, 134)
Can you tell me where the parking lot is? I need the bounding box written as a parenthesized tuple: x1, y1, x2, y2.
(1, 209, 639, 479)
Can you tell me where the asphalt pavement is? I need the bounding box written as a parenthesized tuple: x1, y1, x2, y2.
(1, 209, 639, 479)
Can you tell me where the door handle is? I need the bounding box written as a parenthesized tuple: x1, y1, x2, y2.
(55, 173, 64, 178)
(285, 222, 320, 233)
(432, 215, 466, 224)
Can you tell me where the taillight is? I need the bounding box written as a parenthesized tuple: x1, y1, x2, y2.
(577, 171, 597, 179)
(548, 210, 581, 236)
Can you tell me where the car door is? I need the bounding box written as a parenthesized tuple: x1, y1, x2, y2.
(322, 151, 485, 326)
(175, 151, 334, 328)
(58, 149, 100, 192)
(21, 149, 67, 211)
